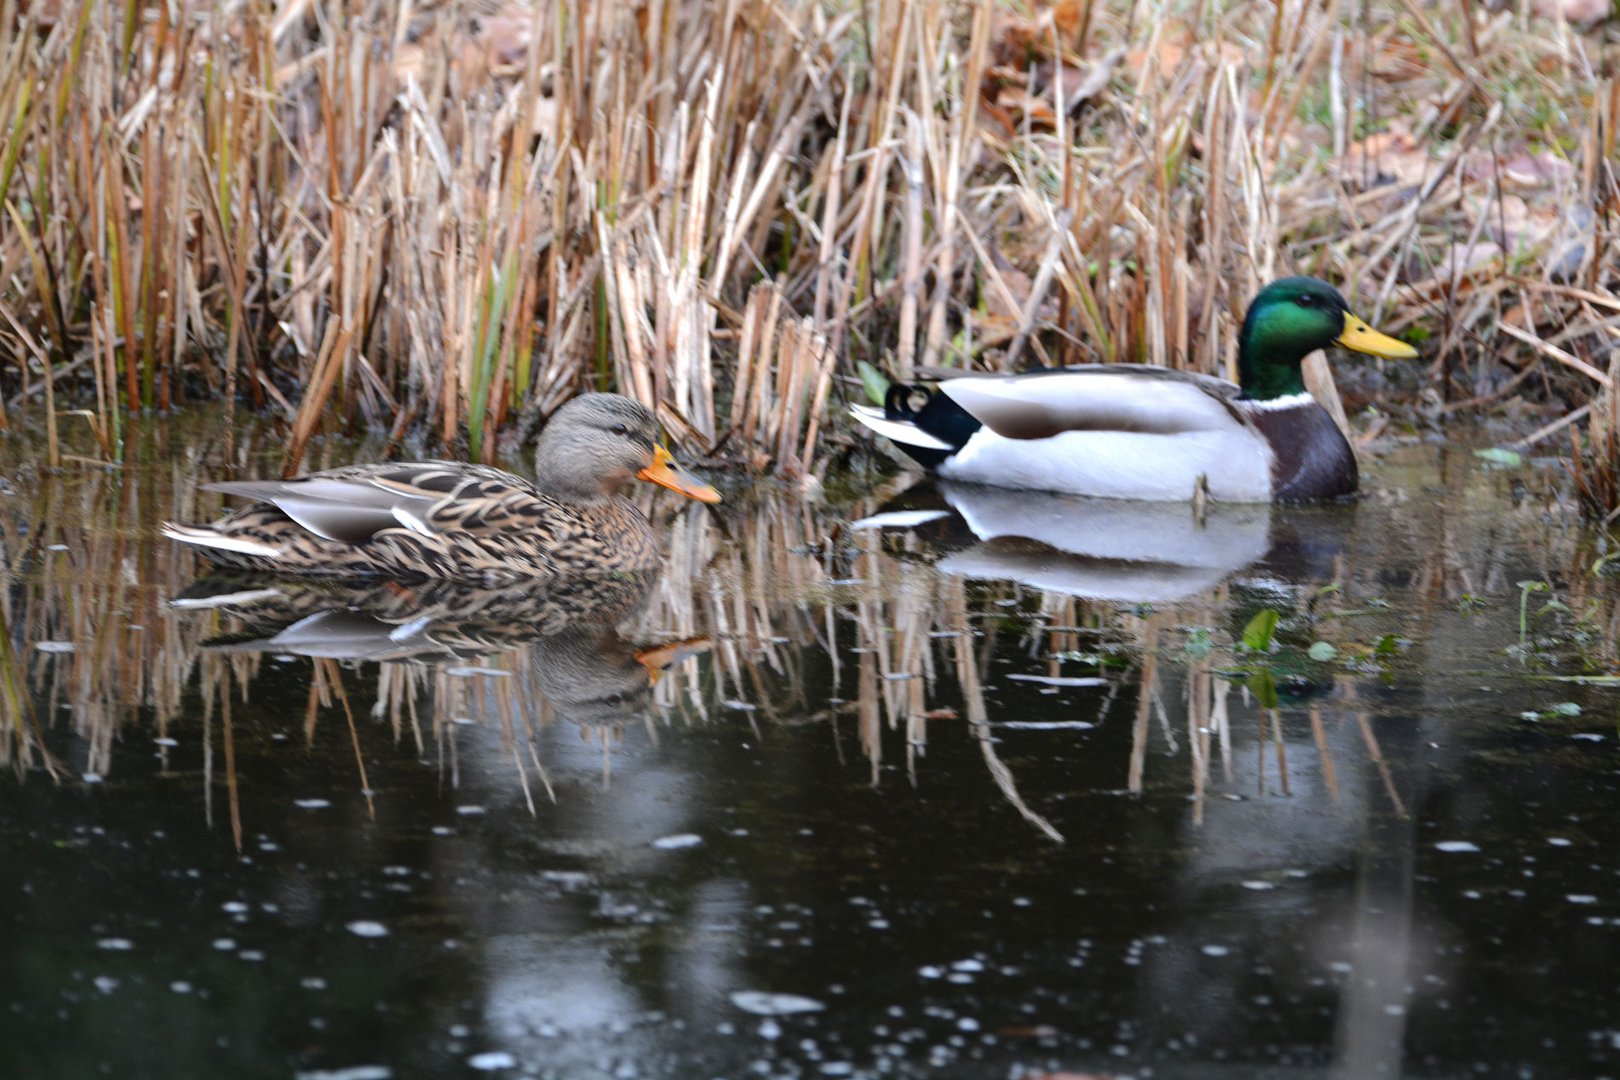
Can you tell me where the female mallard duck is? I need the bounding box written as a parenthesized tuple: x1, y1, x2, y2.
(162, 393, 720, 585)
(851, 276, 1417, 502)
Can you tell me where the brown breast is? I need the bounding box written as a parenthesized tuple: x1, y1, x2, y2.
(1245, 402, 1358, 501)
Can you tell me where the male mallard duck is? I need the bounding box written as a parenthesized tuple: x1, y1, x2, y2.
(850, 277, 1417, 502)
(162, 393, 720, 585)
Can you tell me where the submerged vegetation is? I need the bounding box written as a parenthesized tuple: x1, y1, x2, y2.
(0, 0, 1616, 510)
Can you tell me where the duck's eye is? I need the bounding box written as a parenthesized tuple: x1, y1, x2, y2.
(611, 423, 629, 436)
(1296, 294, 1317, 307)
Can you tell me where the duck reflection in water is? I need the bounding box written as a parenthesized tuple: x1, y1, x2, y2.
(172, 569, 710, 730)
(853, 479, 1353, 603)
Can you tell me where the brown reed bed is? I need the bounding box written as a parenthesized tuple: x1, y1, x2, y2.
(0, 0, 1615, 511)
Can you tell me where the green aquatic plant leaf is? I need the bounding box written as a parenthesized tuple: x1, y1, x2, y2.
(1517, 579, 1550, 642)
(1475, 447, 1524, 468)
(1520, 702, 1583, 722)
(1307, 641, 1338, 662)
(1305, 582, 1341, 616)
(1241, 609, 1280, 652)
(1182, 627, 1214, 660)
(857, 360, 891, 406)
(1248, 670, 1279, 709)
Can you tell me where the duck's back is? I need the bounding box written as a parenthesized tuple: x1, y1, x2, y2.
(174, 462, 659, 585)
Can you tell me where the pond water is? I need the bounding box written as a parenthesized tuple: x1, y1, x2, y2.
(2, 419, 1618, 1080)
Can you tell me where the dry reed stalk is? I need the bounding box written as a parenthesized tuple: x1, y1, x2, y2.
(1568, 347, 1620, 523)
(0, 0, 1612, 478)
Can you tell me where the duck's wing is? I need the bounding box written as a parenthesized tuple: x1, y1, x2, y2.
(940, 366, 1246, 439)
(204, 463, 535, 545)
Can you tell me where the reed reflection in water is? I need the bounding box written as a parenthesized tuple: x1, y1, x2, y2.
(5, 435, 1617, 843)
(5, 426, 1620, 1077)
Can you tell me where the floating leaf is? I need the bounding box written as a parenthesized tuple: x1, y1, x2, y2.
(1241, 609, 1280, 652)
(1307, 641, 1338, 662)
(1475, 447, 1523, 468)
(1522, 701, 1585, 722)
(1374, 634, 1400, 656)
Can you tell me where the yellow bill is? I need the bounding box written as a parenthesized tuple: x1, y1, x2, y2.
(1336, 313, 1418, 359)
(637, 445, 722, 504)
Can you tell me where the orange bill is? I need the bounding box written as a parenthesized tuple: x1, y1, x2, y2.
(637, 445, 722, 503)
(1335, 313, 1419, 359)
(634, 637, 714, 684)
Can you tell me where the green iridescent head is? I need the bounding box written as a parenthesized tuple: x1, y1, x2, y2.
(1237, 276, 1417, 401)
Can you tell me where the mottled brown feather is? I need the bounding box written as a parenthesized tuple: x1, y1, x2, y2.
(164, 394, 706, 583)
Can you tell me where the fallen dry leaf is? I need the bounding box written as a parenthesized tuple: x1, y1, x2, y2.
(1488, 193, 1559, 252)
(1051, 0, 1085, 36)
(989, 0, 1095, 66)
(995, 87, 1057, 128)
(1344, 126, 1430, 188)
(973, 312, 1023, 348)
(990, 8, 1041, 65)
(1531, 0, 1612, 22)
(1032, 51, 1120, 115)
(1412, 241, 1502, 290)
(1498, 151, 1575, 188)
(1123, 23, 1242, 80)
(977, 97, 1018, 141)
(1501, 303, 1533, 331)
(984, 64, 1030, 89)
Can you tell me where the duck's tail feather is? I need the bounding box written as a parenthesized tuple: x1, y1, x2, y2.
(161, 522, 282, 560)
(849, 383, 983, 468)
(848, 403, 955, 452)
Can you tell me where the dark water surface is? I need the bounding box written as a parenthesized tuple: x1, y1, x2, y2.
(2, 422, 1618, 1080)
